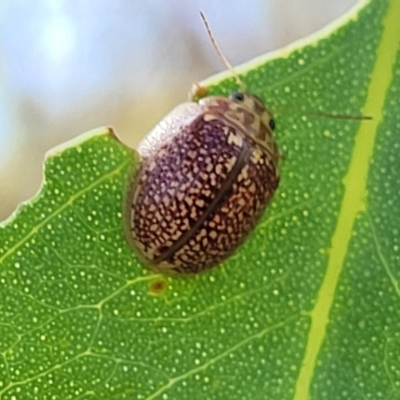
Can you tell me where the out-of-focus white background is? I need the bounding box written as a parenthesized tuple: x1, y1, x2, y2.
(0, 0, 357, 221)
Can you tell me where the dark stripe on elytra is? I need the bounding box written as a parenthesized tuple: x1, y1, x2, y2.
(153, 143, 252, 265)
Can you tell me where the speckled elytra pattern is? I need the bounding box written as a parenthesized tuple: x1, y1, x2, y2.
(127, 94, 280, 274)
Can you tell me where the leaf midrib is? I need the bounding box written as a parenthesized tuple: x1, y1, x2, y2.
(294, 0, 400, 398)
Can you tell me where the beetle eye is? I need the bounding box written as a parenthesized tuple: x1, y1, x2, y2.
(230, 92, 245, 102)
(269, 118, 276, 130)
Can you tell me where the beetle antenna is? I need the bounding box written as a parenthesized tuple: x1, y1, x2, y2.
(200, 11, 246, 92)
(273, 106, 372, 121)
(304, 110, 372, 120)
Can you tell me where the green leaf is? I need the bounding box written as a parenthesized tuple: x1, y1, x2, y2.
(0, 0, 399, 398)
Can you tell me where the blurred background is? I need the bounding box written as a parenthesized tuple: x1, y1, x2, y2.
(0, 0, 357, 221)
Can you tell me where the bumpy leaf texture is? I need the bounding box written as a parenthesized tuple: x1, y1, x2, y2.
(0, 0, 399, 398)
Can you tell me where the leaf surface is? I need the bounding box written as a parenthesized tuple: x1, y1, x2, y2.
(1, 0, 399, 398)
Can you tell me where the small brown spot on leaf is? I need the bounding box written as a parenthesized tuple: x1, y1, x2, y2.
(149, 279, 168, 295)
